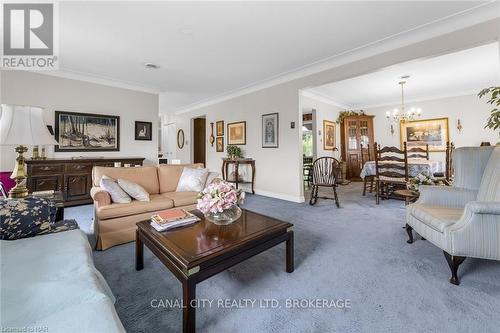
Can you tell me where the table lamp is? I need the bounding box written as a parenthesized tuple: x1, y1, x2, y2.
(0, 104, 58, 198)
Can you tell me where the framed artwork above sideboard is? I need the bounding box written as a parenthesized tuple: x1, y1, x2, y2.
(54, 111, 120, 152)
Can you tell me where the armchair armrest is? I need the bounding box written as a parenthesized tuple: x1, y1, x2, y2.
(446, 201, 500, 259)
(465, 201, 500, 215)
(90, 187, 111, 208)
(417, 186, 477, 208)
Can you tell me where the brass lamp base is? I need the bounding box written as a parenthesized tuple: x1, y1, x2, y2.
(8, 145, 29, 199)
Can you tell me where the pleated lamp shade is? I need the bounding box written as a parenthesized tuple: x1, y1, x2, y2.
(0, 104, 58, 146)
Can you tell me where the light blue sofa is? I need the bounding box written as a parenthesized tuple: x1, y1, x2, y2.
(1, 229, 125, 332)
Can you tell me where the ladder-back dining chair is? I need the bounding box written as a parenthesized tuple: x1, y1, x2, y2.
(433, 141, 454, 182)
(407, 144, 429, 160)
(374, 142, 409, 204)
(360, 143, 375, 196)
(309, 157, 341, 208)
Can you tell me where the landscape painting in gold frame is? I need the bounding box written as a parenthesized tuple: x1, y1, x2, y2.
(400, 117, 449, 152)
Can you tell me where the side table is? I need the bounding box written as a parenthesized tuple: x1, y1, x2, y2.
(221, 158, 255, 194)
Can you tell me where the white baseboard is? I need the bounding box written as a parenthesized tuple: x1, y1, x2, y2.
(251, 189, 305, 203)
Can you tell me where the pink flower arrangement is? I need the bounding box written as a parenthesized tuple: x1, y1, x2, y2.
(196, 180, 245, 215)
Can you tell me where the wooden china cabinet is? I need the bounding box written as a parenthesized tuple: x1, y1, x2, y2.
(340, 115, 375, 180)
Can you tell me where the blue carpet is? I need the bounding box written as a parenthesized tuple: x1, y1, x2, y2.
(66, 183, 500, 333)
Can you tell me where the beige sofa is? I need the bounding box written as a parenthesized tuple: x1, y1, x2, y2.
(91, 163, 203, 250)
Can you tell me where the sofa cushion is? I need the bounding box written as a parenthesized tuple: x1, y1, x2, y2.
(117, 178, 150, 202)
(93, 166, 160, 194)
(408, 203, 464, 233)
(0, 229, 125, 332)
(100, 176, 131, 203)
(176, 167, 209, 192)
(0, 197, 56, 240)
(161, 191, 198, 207)
(158, 163, 204, 193)
(97, 194, 173, 220)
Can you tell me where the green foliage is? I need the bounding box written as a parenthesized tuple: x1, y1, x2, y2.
(226, 145, 242, 158)
(302, 131, 313, 156)
(336, 110, 365, 124)
(478, 87, 500, 133)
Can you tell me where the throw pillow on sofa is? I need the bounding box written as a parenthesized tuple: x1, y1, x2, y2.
(100, 175, 131, 203)
(0, 197, 56, 240)
(176, 167, 209, 192)
(117, 178, 150, 202)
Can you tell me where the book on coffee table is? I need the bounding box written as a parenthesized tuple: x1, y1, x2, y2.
(150, 209, 200, 232)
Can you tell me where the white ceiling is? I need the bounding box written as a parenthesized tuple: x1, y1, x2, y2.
(49, 1, 498, 112)
(306, 42, 500, 109)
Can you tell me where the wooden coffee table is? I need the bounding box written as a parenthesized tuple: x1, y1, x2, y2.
(135, 209, 294, 333)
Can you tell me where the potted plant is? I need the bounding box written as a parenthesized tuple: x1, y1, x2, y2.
(478, 86, 500, 142)
(336, 110, 365, 124)
(226, 145, 242, 159)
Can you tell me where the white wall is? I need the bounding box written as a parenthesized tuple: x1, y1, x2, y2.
(163, 19, 499, 202)
(367, 94, 498, 161)
(301, 95, 343, 159)
(171, 85, 303, 202)
(0, 71, 159, 171)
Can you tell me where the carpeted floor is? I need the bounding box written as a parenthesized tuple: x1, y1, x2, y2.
(66, 183, 500, 333)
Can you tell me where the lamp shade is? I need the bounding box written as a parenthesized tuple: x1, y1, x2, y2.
(0, 104, 58, 146)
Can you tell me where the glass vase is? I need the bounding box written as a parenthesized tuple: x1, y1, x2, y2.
(205, 205, 242, 226)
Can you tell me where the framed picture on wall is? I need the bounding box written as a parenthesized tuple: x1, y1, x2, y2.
(400, 117, 449, 152)
(262, 113, 279, 148)
(227, 121, 246, 145)
(216, 137, 224, 152)
(323, 120, 336, 150)
(135, 121, 152, 141)
(216, 121, 224, 136)
(54, 111, 120, 152)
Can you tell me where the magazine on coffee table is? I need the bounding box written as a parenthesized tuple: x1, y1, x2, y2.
(150, 209, 200, 231)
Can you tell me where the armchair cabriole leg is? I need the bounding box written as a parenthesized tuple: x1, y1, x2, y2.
(443, 251, 466, 285)
(405, 224, 414, 244)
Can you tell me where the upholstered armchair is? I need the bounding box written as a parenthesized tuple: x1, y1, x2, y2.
(406, 146, 499, 285)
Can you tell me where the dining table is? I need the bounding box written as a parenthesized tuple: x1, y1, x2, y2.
(360, 159, 444, 179)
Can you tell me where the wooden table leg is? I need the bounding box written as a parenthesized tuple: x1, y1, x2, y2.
(135, 230, 144, 271)
(182, 279, 196, 333)
(251, 161, 255, 194)
(235, 162, 239, 189)
(286, 230, 294, 273)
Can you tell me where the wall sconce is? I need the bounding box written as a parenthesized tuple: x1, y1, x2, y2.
(457, 119, 463, 133)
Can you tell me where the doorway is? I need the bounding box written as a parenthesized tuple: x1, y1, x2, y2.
(193, 117, 206, 165)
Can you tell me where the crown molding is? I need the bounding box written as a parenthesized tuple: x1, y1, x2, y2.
(174, 2, 499, 115)
(355, 89, 485, 110)
(32, 68, 160, 95)
(301, 90, 352, 110)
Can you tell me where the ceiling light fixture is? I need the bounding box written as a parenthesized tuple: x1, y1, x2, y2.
(144, 63, 160, 70)
(386, 75, 422, 125)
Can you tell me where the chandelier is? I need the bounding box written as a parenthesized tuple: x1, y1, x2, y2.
(386, 77, 422, 124)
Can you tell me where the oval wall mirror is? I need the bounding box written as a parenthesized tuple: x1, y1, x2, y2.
(177, 129, 185, 149)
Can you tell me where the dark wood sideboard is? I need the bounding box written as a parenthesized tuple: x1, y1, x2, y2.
(26, 157, 145, 206)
